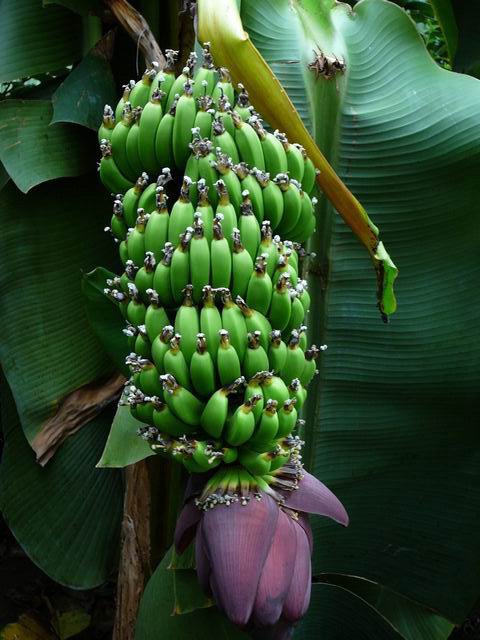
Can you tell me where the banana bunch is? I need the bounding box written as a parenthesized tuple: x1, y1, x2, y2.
(99, 46, 326, 482)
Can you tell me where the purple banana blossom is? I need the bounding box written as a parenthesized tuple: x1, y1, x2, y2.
(174, 470, 348, 636)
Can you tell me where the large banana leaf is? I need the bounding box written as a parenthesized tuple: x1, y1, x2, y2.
(239, 0, 480, 630)
(0, 379, 122, 588)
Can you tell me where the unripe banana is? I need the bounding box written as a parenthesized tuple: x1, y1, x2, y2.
(193, 138, 219, 207)
(190, 215, 211, 303)
(150, 49, 178, 107)
(215, 179, 237, 250)
(194, 94, 215, 138)
(249, 399, 279, 449)
(119, 240, 129, 265)
(138, 360, 163, 397)
(98, 105, 115, 142)
(99, 140, 134, 194)
(110, 198, 127, 240)
(173, 79, 197, 169)
(274, 130, 305, 182)
(138, 168, 172, 214)
(122, 173, 150, 228)
(138, 88, 165, 175)
(144, 289, 169, 342)
(126, 283, 147, 326)
(168, 176, 195, 245)
(126, 210, 147, 267)
(151, 325, 174, 372)
(193, 43, 217, 97)
(211, 216, 232, 289)
(220, 290, 247, 361)
(155, 97, 177, 170)
(166, 56, 194, 110)
(152, 399, 197, 437)
(298, 324, 308, 352)
(200, 286, 222, 361)
(296, 279, 311, 314)
(130, 66, 157, 108)
(288, 193, 317, 243)
(115, 80, 135, 122)
(299, 345, 321, 387)
(196, 179, 214, 245)
(283, 290, 305, 339)
(244, 374, 264, 423)
(212, 67, 235, 106)
(161, 373, 205, 426)
(268, 330, 287, 373)
(233, 83, 253, 122)
(273, 252, 298, 288)
(225, 395, 261, 446)
(261, 372, 290, 407)
(252, 169, 283, 229)
(256, 220, 280, 277)
(174, 285, 199, 364)
(246, 255, 272, 316)
(213, 152, 242, 212)
(134, 325, 151, 359)
(190, 333, 217, 397)
(249, 115, 288, 177)
(234, 163, 265, 224)
(213, 94, 235, 138)
(236, 296, 272, 351)
(238, 191, 260, 259)
(243, 331, 270, 380)
(110, 104, 137, 181)
(277, 398, 298, 438)
(164, 333, 192, 389)
(232, 111, 265, 171)
(200, 376, 245, 437)
(152, 243, 175, 307)
(135, 252, 156, 299)
(296, 144, 317, 195)
(212, 117, 239, 164)
(288, 378, 307, 409)
(269, 273, 292, 331)
(231, 228, 254, 299)
(280, 330, 306, 385)
(274, 175, 302, 236)
(144, 187, 169, 262)
(125, 106, 143, 178)
(217, 329, 242, 386)
(238, 449, 273, 475)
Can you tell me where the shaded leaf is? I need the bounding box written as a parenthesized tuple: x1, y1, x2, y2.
(242, 0, 480, 625)
(173, 568, 213, 615)
(295, 583, 403, 640)
(431, 0, 458, 63)
(97, 402, 154, 468)
(0, 1, 81, 84)
(0, 162, 10, 191)
(0, 380, 123, 588)
(0, 100, 91, 192)
(451, 2, 480, 77)
(0, 177, 117, 444)
(0, 614, 56, 640)
(52, 39, 116, 131)
(135, 549, 249, 640)
(82, 267, 130, 376)
(43, 0, 101, 16)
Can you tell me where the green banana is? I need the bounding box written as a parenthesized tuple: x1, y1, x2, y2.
(200, 286, 222, 361)
(288, 193, 317, 243)
(234, 163, 265, 224)
(249, 116, 288, 177)
(212, 117, 239, 164)
(181, 440, 222, 474)
(134, 325, 151, 359)
(257, 221, 280, 278)
(126, 283, 146, 326)
(115, 80, 135, 122)
(280, 330, 306, 385)
(173, 79, 197, 169)
(261, 372, 290, 407)
(236, 296, 272, 351)
(200, 376, 245, 438)
(150, 49, 178, 106)
(144, 186, 169, 262)
(109, 198, 127, 241)
(269, 273, 292, 331)
(276, 398, 298, 438)
(231, 228, 254, 299)
(273, 252, 298, 288)
(151, 325, 175, 372)
(164, 333, 192, 389)
(194, 138, 219, 207)
(233, 83, 253, 122)
(211, 216, 232, 289)
(190, 215, 211, 303)
(297, 144, 317, 195)
(213, 152, 242, 212)
(138, 88, 165, 175)
(110, 103, 137, 181)
(194, 94, 215, 138)
(99, 140, 134, 194)
(144, 290, 169, 342)
(244, 373, 264, 423)
(129, 67, 156, 108)
(225, 396, 261, 446)
(166, 57, 194, 110)
(126, 210, 147, 267)
(125, 106, 143, 178)
(135, 251, 156, 299)
(138, 360, 163, 397)
(119, 240, 129, 265)
(214, 94, 235, 138)
(98, 105, 115, 142)
(190, 333, 217, 397)
(220, 290, 247, 361)
(196, 179, 214, 245)
(161, 373, 205, 426)
(138, 168, 172, 213)
(155, 96, 177, 170)
(296, 279, 311, 314)
(274, 131, 305, 182)
(249, 399, 279, 449)
(122, 173, 149, 228)
(174, 284, 199, 364)
(152, 400, 197, 437)
(288, 378, 307, 410)
(238, 449, 272, 475)
(246, 255, 272, 316)
(153, 242, 175, 307)
(243, 331, 270, 380)
(217, 329, 242, 386)
(297, 324, 308, 352)
(299, 345, 321, 387)
(215, 179, 237, 249)
(252, 169, 283, 230)
(283, 290, 305, 339)
(193, 43, 217, 97)
(168, 177, 194, 244)
(212, 67, 235, 106)
(238, 191, 260, 259)
(274, 175, 302, 236)
(231, 111, 265, 170)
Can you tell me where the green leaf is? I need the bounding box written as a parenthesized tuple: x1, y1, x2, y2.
(0, 176, 118, 444)
(97, 402, 155, 468)
(82, 267, 130, 376)
(296, 583, 403, 639)
(52, 46, 116, 131)
(135, 549, 249, 640)
(0, 380, 123, 588)
(0, 100, 91, 192)
(0, 162, 9, 191)
(451, 2, 480, 77)
(0, 1, 82, 84)
(324, 576, 454, 640)
(430, 0, 458, 63)
(43, 0, 101, 16)
(242, 0, 480, 626)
